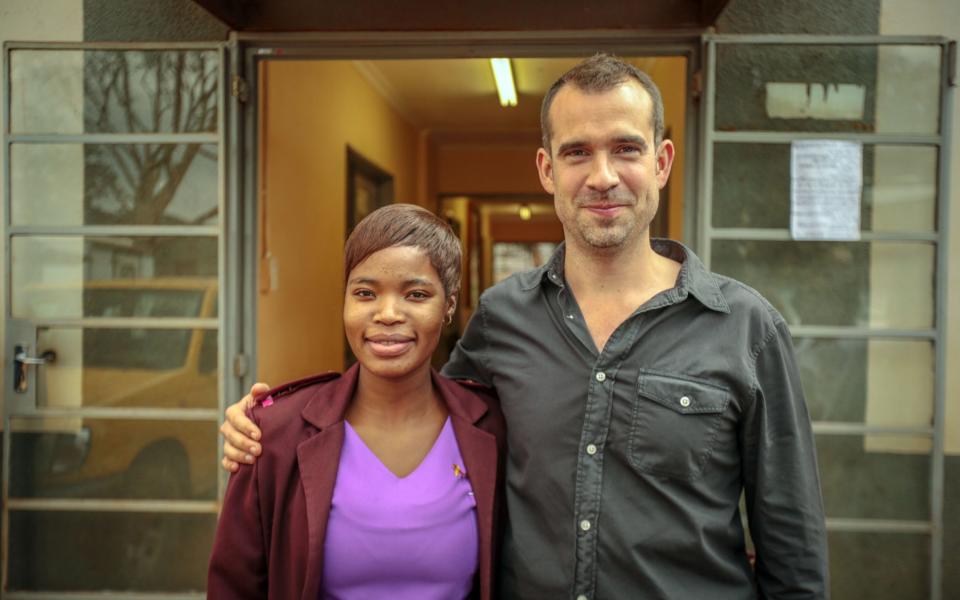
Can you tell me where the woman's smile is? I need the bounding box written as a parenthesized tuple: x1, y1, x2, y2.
(365, 333, 415, 357)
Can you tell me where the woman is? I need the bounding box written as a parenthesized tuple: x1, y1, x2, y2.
(208, 204, 505, 599)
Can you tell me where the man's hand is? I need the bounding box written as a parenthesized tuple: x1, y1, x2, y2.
(220, 383, 269, 472)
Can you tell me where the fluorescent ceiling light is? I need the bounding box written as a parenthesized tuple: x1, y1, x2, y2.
(490, 58, 517, 107)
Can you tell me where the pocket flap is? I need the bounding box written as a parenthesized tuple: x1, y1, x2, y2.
(637, 371, 731, 415)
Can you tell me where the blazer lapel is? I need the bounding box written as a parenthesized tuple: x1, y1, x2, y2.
(295, 363, 358, 600)
(296, 424, 344, 600)
(450, 416, 497, 579)
(439, 371, 499, 600)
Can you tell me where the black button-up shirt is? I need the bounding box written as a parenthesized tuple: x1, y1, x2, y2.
(442, 240, 828, 599)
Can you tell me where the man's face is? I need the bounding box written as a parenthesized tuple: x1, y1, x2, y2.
(536, 81, 674, 253)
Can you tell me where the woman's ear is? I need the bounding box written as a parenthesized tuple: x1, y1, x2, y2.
(445, 293, 458, 325)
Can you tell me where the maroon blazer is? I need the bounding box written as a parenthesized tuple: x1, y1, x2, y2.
(207, 363, 506, 600)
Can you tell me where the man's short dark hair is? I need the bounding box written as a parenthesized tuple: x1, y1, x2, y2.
(344, 203, 462, 298)
(540, 54, 665, 153)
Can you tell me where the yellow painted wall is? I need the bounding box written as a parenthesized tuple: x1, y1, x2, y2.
(646, 56, 687, 242)
(258, 60, 421, 384)
(433, 137, 544, 196)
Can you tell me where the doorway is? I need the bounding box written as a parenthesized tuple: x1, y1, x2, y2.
(251, 53, 692, 384)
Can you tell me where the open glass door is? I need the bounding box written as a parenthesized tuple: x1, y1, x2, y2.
(3, 42, 228, 596)
(700, 34, 953, 600)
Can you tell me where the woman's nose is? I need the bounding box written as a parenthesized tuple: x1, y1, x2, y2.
(374, 297, 405, 324)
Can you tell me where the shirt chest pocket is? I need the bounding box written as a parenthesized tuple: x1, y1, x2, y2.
(629, 371, 732, 481)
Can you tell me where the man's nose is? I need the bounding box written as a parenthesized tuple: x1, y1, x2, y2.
(586, 153, 619, 191)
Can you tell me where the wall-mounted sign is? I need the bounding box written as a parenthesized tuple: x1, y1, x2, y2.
(766, 83, 867, 120)
(790, 140, 862, 241)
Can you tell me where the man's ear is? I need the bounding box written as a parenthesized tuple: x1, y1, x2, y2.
(536, 147, 555, 195)
(655, 139, 675, 190)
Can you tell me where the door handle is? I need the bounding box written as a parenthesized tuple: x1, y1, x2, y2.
(14, 350, 56, 365)
(13, 345, 56, 393)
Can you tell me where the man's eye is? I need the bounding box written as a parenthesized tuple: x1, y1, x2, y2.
(353, 289, 374, 298)
(617, 145, 641, 154)
(565, 149, 588, 158)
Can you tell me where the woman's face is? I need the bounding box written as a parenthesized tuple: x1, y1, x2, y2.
(344, 245, 454, 381)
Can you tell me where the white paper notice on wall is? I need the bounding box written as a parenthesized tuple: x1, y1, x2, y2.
(790, 140, 862, 241)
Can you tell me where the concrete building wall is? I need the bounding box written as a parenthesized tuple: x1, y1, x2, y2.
(256, 60, 422, 383)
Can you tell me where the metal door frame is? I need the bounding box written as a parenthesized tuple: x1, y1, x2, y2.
(2, 40, 236, 599)
(227, 28, 707, 381)
(700, 34, 954, 600)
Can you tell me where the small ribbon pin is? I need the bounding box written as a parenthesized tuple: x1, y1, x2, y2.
(452, 463, 466, 479)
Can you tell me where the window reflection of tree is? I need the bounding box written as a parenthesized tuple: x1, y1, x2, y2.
(82, 51, 219, 226)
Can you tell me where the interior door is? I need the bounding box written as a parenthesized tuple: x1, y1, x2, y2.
(2, 42, 227, 596)
(699, 34, 953, 600)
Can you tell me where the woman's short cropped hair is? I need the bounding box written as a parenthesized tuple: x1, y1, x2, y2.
(344, 203, 462, 298)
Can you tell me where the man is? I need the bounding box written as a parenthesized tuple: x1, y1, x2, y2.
(220, 54, 829, 598)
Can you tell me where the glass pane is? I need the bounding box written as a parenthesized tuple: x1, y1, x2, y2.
(12, 143, 219, 226)
(715, 44, 940, 134)
(828, 532, 928, 600)
(29, 326, 218, 410)
(798, 339, 933, 425)
(9, 417, 218, 500)
(11, 49, 219, 134)
(817, 434, 930, 520)
(11, 236, 217, 319)
(712, 143, 937, 232)
(8, 510, 215, 592)
(711, 240, 934, 328)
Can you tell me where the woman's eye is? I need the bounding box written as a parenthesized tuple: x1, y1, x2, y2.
(408, 290, 430, 300)
(353, 289, 374, 298)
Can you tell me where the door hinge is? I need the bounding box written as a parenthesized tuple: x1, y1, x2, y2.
(948, 41, 957, 88)
(231, 74, 249, 103)
(233, 353, 250, 377)
(691, 69, 703, 99)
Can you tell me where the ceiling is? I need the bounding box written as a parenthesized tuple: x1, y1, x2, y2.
(351, 57, 665, 135)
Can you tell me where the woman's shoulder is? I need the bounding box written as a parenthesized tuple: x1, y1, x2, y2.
(250, 371, 344, 431)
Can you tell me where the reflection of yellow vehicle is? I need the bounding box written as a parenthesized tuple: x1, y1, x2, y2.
(24, 277, 218, 498)
(16, 278, 219, 588)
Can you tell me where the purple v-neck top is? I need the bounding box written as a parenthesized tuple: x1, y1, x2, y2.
(322, 418, 479, 600)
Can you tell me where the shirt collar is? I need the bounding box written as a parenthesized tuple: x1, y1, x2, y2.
(520, 239, 730, 314)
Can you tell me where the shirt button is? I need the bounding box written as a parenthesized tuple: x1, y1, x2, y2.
(595, 372, 606, 382)
(580, 519, 591, 531)
(586, 443, 598, 455)
(679, 395, 691, 407)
